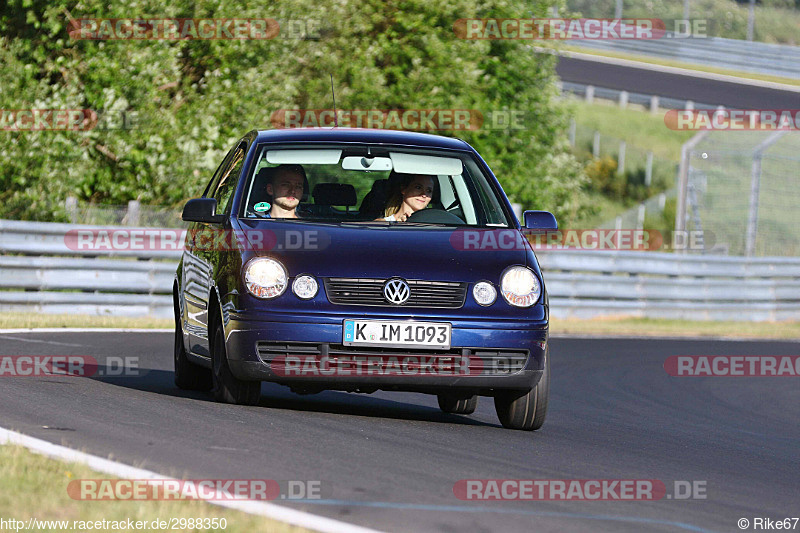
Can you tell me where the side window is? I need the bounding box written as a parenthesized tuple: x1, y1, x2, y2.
(203, 147, 235, 198)
(212, 146, 246, 215)
(473, 176, 507, 225)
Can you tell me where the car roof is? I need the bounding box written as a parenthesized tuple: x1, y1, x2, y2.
(253, 128, 472, 151)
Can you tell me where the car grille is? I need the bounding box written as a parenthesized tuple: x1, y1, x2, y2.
(256, 342, 528, 376)
(324, 278, 467, 308)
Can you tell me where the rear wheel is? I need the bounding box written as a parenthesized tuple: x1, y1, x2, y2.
(211, 323, 261, 405)
(174, 312, 212, 391)
(437, 394, 478, 414)
(494, 346, 549, 431)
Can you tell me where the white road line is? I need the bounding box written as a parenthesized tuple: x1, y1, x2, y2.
(0, 427, 383, 533)
(536, 46, 800, 93)
(0, 328, 173, 334)
(0, 335, 86, 347)
(549, 333, 798, 342)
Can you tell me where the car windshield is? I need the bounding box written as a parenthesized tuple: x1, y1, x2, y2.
(239, 144, 510, 227)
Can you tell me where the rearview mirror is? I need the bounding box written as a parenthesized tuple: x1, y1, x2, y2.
(342, 156, 393, 171)
(182, 198, 226, 224)
(523, 210, 558, 231)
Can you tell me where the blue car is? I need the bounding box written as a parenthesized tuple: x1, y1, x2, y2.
(174, 128, 557, 430)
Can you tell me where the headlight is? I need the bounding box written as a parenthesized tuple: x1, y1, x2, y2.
(473, 281, 497, 306)
(244, 258, 287, 299)
(292, 275, 319, 300)
(500, 266, 541, 307)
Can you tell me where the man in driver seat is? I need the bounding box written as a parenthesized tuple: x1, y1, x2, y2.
(261, 164, 305, 219)
(379, 173, 434, 222)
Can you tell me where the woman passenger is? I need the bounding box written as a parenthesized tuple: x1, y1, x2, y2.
(379, 173, 435, 222)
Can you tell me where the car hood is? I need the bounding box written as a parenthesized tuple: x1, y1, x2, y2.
(237, 219, 528, 282)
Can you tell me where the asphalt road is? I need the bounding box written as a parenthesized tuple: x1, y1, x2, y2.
(1, 332, 798, 533)
(556, 55, 800, 108)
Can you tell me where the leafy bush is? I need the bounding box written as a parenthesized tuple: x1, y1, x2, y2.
(0, 0, 590, 226)
(584, 156, 623, 198)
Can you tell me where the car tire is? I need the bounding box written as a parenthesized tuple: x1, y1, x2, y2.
(494, 346, 549, 431)
(437, 394, 478, 414)
(174, 312, 212, 391)
(211, 323, 261, 405)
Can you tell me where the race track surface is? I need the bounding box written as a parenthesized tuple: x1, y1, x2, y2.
(1, 332, 797, 532)
(556, 55, 800, 109)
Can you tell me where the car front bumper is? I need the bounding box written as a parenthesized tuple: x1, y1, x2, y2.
(224, 313, 548, 394)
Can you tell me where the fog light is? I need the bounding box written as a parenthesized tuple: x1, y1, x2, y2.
(473, 281, 497, 306)
(292, 275, 319, 300)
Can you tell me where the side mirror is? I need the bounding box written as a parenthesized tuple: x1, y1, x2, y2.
(182, 198, 226, 224)
(523, 210, 558, 231)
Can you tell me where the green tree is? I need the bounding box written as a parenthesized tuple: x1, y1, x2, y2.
(0, 0, 586, 224)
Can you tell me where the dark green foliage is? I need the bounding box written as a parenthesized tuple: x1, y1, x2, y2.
(0, 0, 587, 223)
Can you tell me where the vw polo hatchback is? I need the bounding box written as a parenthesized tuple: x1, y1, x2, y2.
(174, 128, 556, 430)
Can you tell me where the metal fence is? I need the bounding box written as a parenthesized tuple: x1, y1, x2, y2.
(2, 219, 798, 321)
(569, 120, 678, 184)
(560, 81, 719, 111)
(565, 117, 679, 234)
(675, 130, 800, 257)
(596, 189, 677, 234)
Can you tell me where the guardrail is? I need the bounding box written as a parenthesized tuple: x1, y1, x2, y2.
(536, 250, 800, 321)
(1, 219, 798, 321)
(0, 220, 179, 318)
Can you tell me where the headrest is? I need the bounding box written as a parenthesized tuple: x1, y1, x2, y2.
(312, 183, 358, 206)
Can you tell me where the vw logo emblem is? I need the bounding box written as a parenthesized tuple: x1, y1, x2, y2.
(384, 278, 410, 305)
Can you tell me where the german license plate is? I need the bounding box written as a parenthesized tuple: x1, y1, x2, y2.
(343, 319, 451, 349)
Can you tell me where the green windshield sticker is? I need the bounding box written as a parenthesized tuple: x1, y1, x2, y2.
(254, 202, 271, 212)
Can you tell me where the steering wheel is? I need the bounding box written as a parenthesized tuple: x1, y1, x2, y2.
(407, 208, 465, 225)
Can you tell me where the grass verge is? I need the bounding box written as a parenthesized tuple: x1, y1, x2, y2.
(0, 313, 172, 329)
(0, 444, 312, 533)
(551, 317, 800, 339)
(565, 99, 694, 162)
(1, 312, 797, 340)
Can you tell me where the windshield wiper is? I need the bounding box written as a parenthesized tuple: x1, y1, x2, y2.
(339, 220, 391, 226)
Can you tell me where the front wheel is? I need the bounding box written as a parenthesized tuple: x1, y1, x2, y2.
(211, 323, 261, 405)
(494, 346, 549, 431)
(437, 394, 478, 414)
